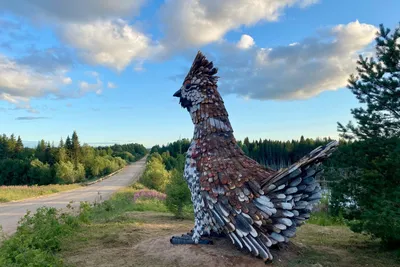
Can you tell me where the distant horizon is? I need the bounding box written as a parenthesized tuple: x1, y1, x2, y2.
(19, 133, 340, 149)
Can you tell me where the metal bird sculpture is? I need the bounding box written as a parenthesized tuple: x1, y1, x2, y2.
(171, 51, 338, 262)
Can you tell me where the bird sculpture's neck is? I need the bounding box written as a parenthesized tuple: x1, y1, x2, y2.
(190, 93, 235, 142)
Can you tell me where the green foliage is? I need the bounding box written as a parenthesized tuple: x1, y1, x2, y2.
(150, 139, 191, 158)
(130, 182, 146, 190)
(166, 169, 192, 218)
(54, 161, 85, 184)
(237, 136, 334, 170)
(0, 131, 146, 187)
(0, 207, 84, 267)
(86, 187, 168, 223)
(334, 23, 400, 248)
(113, 151, 135, 162)
(28, 159, 54, 185)
(0, 159, 30, 185)
(338, 24, 400, 140)
(140, 154, 171, 192)
(308, 212, 346, 227)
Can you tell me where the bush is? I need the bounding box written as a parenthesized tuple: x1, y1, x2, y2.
(54, 161, 85, 184)
(113, 151, 135, 162)
(330, 138, 400, 247)
(0, 207, 83, 267)
(140, 155, 170, 192)
(165, 169, 192, 218)
(0, 159, 30, 185)
(28, 159, 55, 185)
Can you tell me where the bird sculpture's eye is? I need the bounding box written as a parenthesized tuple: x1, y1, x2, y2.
(184, 80, 191, 89)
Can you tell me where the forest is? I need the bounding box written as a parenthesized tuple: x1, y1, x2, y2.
(0, 131, 147, 186)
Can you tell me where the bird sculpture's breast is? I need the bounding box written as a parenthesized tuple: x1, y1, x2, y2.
(184, 141, 200, 189)
(184, 140, 216, 241)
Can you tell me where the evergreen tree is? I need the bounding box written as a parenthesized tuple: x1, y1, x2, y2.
(71, 131, 81, 169)
(332, 23, 400, 247)
(59, 138, 64, 148)
(166, 169, 192, 218)
(14, 136, 24, 155)
(338, 24, 400, 139)
(65, 135, 72, 150)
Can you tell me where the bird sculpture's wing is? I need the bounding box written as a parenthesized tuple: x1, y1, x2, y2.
(197, 137, 338, 261)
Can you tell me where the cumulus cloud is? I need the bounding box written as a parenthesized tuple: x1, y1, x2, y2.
(0, 54, 70, 105)
(62, 19, 163, 71)
(0, 0, 146, 22)
(159, 0, 317, 52)
(1, 0, 322, 71)
(62, 77, 72, 85)
(211, 21, 378, 100)
(237, 34, 255, 49)
(79, 79, 103, 95)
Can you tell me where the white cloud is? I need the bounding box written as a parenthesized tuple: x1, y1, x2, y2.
(0, 0, 146, 22)
(62, 19, 163, 71)
(0, 54, 69, 106)
(212, 21, 378, 100)
(78, 78, 103, 95)
(237, 34, 255, 49)
(107, 82, 117, 89)
(62, 77, 72, 84)
(159, 0, 318, 51)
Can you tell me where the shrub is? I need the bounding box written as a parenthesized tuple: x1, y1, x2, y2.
(165, 169, 192, 218)
(54, 161, 85, 184)
(140, 155, 170, 192)
(0, 207, 83, 267)
(28, 159, 55, 185)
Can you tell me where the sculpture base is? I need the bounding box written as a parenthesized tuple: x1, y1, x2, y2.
(170, 234, 213, 245)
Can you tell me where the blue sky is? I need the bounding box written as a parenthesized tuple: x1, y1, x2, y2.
(0, 0, 398, 148)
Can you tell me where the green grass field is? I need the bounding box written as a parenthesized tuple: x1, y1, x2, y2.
(0, 184, 81, 202)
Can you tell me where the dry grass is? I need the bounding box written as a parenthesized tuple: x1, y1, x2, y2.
(0, 184, 81, 202)
(60, 211, 400, 267)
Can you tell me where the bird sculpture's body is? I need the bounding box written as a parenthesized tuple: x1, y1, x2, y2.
(171, 51, 338, 262)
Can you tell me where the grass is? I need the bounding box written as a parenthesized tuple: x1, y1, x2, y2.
(308, 211, 346, 226)
(0, 205, 87, 266)
(2, 183, 399, 266)
(0, 184, 82, 203)
(0, 168, 125, 203)
(58, 184, 399, 267)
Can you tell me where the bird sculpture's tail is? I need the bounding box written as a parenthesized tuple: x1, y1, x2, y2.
(260, 140, 338, 244)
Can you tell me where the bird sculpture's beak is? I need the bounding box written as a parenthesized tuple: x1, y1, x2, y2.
(173, 90, 181, 98)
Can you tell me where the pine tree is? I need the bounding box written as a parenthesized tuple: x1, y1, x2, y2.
(71, 131, 81, 169)
(65, 135, 72, 150)
(15, 136, 23, 154)
(59, 138, 64, 148)
(332, 23, 400, 247)
(338, 24, 400, 139)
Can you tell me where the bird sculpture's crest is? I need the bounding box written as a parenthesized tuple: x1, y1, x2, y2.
(171, 51, 339, 263)
(174, 51, 220, 111)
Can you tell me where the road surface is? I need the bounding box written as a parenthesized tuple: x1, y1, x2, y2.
(0, 157, 147, 235)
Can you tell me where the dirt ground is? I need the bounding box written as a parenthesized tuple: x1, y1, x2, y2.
(61, 212, 400, 267)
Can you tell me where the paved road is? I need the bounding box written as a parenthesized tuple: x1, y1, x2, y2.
(0, 157, 147, 236)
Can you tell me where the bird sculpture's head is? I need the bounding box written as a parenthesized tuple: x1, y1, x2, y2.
(173, 51, 222, 119)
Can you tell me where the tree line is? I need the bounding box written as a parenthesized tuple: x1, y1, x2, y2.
(0, 131, 147, 186)
(150, 136, 343, 171)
